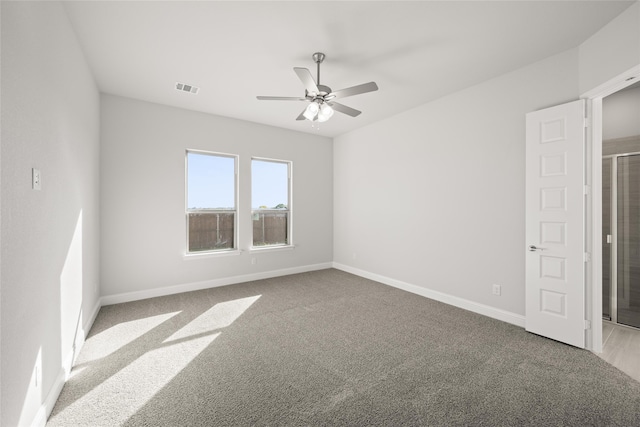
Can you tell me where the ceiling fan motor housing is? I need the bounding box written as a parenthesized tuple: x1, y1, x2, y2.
(307, 84, 333, 102)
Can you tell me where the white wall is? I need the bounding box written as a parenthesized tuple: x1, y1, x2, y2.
(603, 85, 640, 140)
(333, 49, 580, 317)
(1, 2, 101, 426)
(100, 95, 333, 299)
(579, 1, 640, 94)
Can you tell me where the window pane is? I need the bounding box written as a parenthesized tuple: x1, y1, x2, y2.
(252, 160, 288, 209)
(186, 151, 236, 253)
(187, 152, 235, 209)
(188, 212, 235, 252)
(252, 212, 288, 246)
(252, 159, 289, 247)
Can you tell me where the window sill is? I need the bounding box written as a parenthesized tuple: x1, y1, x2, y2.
(249, 244, 296, 253)
(183, 249, 242, 260)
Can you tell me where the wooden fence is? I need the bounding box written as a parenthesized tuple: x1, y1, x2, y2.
(252, 211, 288, 246)
(188, 212, 234, 252)
(187, 211, 288, 252)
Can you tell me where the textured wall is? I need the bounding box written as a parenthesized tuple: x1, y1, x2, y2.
(333, 49, 580, 317)
(100, 95, 333, 298)
(1, 2, 100, 425)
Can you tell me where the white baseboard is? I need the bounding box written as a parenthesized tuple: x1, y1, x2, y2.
(101, 262, 334, 306)
(84, 298, 102, 348)
(32, 297, 102, 427)
(332, 263, 525, 328)
(35, 368, 67, 427)
(30, 402, 48, 427)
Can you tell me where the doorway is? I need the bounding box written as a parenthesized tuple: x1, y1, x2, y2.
(593, 77, 640, 381)
(582, 64, 640, 354)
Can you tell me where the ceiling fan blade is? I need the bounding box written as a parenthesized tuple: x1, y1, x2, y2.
(256, 96, 306, 101)
(296, 109, 307, 121)
(329, 82, 378, 100)
(328, 102, 361, 117)
(294, 67, 319, 94)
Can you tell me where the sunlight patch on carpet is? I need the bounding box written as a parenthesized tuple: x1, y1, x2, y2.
(164, 295, 261, 343)
(50, 332, 220, 426)
(81, 311, 182, 362)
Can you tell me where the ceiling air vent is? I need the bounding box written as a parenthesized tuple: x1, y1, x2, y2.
(176, 82, 199, 94)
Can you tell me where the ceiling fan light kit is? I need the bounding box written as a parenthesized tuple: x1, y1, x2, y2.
(318, 103, 334, 122)
(303, 101, 320, 120)
(257, 52, 378, 123)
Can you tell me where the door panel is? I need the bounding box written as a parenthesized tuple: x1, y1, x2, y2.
(525, 100, 585, 348)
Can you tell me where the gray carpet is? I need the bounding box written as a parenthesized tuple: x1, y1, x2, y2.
(48, 269, 640, 426)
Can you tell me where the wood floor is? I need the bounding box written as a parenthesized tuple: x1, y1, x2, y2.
(600, 321, 640, 383)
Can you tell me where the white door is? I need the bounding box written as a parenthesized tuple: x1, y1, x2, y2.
(525, 100, 586, 348)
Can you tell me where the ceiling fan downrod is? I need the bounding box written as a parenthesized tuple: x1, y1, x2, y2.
(312, 52, 325, 85)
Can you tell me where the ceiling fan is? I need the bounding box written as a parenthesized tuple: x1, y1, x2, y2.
(256, 52, 378, 122)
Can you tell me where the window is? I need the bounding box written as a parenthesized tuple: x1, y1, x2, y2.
(186, 151, 237, 253)
(252, 158, 291, 248)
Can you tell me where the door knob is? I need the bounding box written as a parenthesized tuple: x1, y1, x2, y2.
(528, 245, 546, 252)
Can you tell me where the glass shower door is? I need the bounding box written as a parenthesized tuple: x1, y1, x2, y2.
(616, 155, 640, 329)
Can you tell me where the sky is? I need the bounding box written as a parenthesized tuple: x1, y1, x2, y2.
(187, 152, 288, 209)
(251, 159, 288, 209)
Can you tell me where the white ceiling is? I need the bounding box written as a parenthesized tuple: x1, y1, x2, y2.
(63, 1, 633, 138)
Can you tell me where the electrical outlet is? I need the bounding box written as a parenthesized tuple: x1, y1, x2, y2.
(32, 168, 41, 190)
(251, 257, 257, 265)
(492, 284, 501, 296)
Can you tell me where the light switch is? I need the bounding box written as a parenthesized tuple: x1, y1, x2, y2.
(32, 168, 41, 190)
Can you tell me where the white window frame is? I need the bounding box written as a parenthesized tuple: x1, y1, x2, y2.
(250, 157, 293, 250)
(185, 149, 239, 256)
